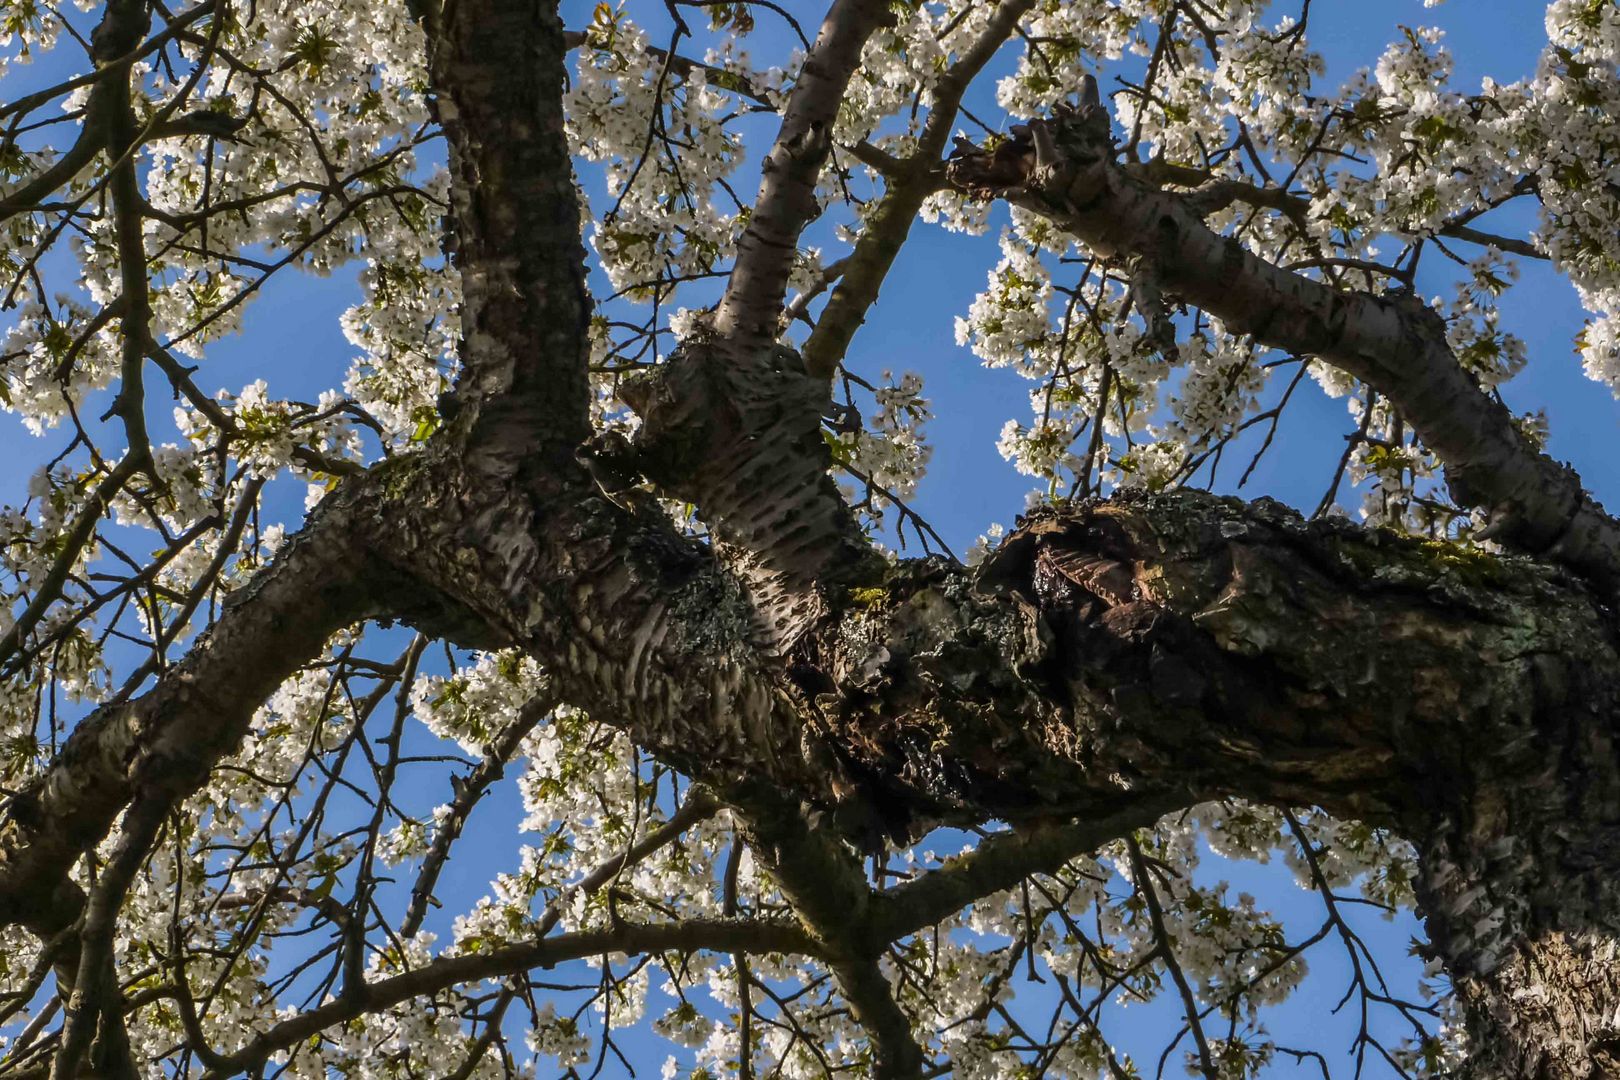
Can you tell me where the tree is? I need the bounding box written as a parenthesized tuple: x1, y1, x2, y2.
(0, 0, 1617, 1074)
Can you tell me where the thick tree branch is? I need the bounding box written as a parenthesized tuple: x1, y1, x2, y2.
(393, 453, 1620, 1069)
(9, 5, 1619, 1074)
(433, 0, 593, 475)
(599, 0, 900, 648)
(101, 0, 158, 483)
(0, 131, 104, 224)
(588, 1, 907, 649)
(613, 338, 881, 649)
(49, 794, 166, 1080)
(867, 798, 1180, 942)
(796, 491, 1616, 836)
(739, 798, 928, 1078)
(945, 104, 1620, 595)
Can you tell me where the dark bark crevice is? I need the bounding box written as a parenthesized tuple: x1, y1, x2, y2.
(800, 493, 1617, 835)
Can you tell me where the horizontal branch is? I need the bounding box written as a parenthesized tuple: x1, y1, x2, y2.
(738, 799, 927, 1077)
(204, 917, 816, 1077)
(798, 490, 1618, 836)
(867, 797, 1180, 941)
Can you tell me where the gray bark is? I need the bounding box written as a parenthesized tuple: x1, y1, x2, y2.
(2, 3, 1619, 1077)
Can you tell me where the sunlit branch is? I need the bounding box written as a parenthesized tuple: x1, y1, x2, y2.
(203, 918, 817, 1078)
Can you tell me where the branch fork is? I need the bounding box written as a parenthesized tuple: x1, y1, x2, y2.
(617, 338, 880, 650)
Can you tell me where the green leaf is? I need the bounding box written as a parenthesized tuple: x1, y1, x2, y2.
(310, 871, 338, 901)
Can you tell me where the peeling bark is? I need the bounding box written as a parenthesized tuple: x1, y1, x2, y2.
(618, 340, 880, 648)
(6, 3, 1620, 1075)
(612, 0, 898, 648)
(806, 491, 1620, 1075)
(377, 457, 1620, 1072)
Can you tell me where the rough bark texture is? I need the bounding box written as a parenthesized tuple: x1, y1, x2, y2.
(5, 3, 1620, 1077)
(379, 461, 1620, 1072)
(617, 341, 881, 649)
(432, 0, 593, 474)
(610, 0, 898, 649)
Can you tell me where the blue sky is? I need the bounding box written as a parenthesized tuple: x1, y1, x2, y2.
(0, 0, 1613, 1074)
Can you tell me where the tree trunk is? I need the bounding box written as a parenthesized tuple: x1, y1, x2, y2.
(1418, 754, 1620, 1077)
(802, 491, 1620, 1075)
(6, 4, 1620, 1075)
(377, 471, 1620, 1073)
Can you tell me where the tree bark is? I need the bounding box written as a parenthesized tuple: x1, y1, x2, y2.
(804, 491, 1620, 1076)
(380, 467, 1620, 1073)
(945, 103, 1620, 597)
(5, 4, 1620, 1076)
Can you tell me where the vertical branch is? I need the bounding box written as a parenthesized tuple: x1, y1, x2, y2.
(737, 798, 928, 1078)
(345, 635, 428, 997)
(433, 0, 594, 474)
(49, 796, 167, 1080)
(711, 0, 894, 346)
(100, 0, 158, 479)
(1126, 837, 1216, 1080)
(722, 837, 755, 1080)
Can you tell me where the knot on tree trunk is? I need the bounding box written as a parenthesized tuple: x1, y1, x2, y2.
(945, 82, 1113, 208)
(614, 340, 880, 651)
